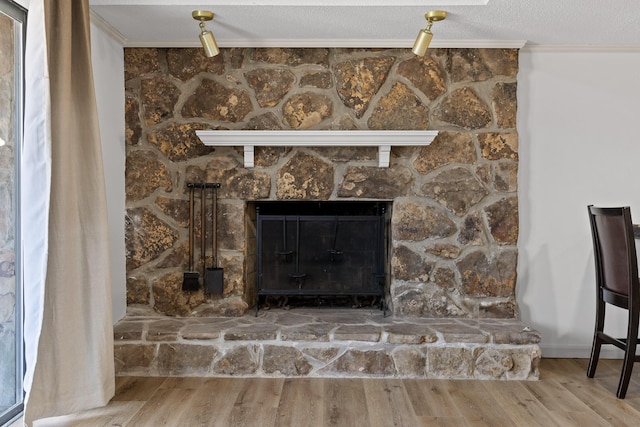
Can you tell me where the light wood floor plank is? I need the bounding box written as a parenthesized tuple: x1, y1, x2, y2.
(404, 379, 462, 418)
(32, 401, 144, 427)
(415, 416, 470, 427)
(122, 387, 197, 426)
(179, 378, 247, 427)
(112, 376, 168, 401)
(481, 380, 562, 427)
(225, 407, 278, 427)
(234, 377, 284, 409)
(363, 379, 418, 427)
(543, 358, 640, 426)
(323, 378, 369, 427)
(274, 378, 324, 427)
(548, 410, 612, 427)
(444, 380, 517, 427)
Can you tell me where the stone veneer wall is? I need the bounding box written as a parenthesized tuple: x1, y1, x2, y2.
(124, 47, 519, 319)
(0, 13, 17, 407)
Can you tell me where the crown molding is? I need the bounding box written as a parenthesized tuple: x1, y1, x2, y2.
(123, 38, 527, 49)
(90, 9, 127, 46)
(91, 0, 488, 5)
(521, 44, 640, 53)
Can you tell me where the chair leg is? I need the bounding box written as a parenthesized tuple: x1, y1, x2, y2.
(587, 301, 606, 378)
(616, 312, 639, 399)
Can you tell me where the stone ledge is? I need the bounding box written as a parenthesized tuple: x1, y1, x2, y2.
(113, 308, 541, 380)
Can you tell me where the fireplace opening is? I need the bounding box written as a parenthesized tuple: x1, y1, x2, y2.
(253, 201, 391, 315)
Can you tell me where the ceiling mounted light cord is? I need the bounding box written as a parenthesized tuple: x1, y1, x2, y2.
(412, 10, 446, 56)
(192, 10, 219, 57)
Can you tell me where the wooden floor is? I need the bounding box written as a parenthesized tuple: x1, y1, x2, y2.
(21, 359, 640, 427)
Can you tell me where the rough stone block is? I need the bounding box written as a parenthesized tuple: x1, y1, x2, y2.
(181, 78, 253, 122)
(397, 55, 446, 101)
(213, 345, 258, 375)
(432, 323, 488, 344)
(427, 347, 474, 379)
(325, 349, 395, 376)
(125, 208, 179, 271)
(420, 168, 488, 217)
(281, 323, 334, 342)
(146, 319, 185, 341)
(414, 132, 476, 174)
(333, 57, 394, 118)
(473, 346, 540, 380)
(114, 344, 156, 373)
(276, 152, 334, 199)
(282, 92, 333, 129)
(245, 68, 295, 108)
(367, 82, 429, 130)
(262, 345, 313, 376)
(113, 321, 145, 341)
(224, 324, 279, 341)
(157, 343, 218, 376)
(391, 346, 427, 377)
(181, 323, 222, 340)
(457, 250, 517, 298)
(385, 324, 437, 344)
(392, 201, 457, 241)
(302, 347, 340, 364)
(433, 87, 492, 130)
(333, 325, 381, 342)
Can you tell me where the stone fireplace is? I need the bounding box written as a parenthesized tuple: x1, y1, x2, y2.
(118, 47, 539, 380)
(124, 47, 520, 320)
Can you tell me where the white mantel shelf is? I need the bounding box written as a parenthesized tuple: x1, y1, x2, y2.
(196, 130, 439, 168)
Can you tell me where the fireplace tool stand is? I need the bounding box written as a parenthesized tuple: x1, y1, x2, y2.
(182, 182, 222, 293)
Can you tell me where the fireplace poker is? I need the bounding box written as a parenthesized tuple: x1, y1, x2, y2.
(182, 183, 200, 291)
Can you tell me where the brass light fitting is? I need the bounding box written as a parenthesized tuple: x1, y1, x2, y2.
(412, 10, 447, 56)
(192, 10, 219, 57)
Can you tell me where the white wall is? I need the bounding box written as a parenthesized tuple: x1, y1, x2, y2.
(517, 49, 640, 357)
(90, 22, 126, 323)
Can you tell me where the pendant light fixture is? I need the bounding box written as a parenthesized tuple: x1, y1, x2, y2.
(412, 10, 447, 56)
(192, 10, 220, 57)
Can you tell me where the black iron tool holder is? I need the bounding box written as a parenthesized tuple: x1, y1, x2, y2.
(183, 182, 222, 293)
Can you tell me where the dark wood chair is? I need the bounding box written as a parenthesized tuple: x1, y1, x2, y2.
(587, 205, 640, 398)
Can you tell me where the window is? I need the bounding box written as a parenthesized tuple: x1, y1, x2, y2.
(0, 0, 25, 424)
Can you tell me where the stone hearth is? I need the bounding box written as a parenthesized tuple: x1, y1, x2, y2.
(114, 308, 540, 380)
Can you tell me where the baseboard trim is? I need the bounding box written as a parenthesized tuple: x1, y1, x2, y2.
(541, 344, 624, 359)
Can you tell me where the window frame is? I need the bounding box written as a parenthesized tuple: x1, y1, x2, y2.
(0, 0, 26, 424)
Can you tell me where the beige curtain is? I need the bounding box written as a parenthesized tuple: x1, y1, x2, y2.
(22, 0, 115, 425)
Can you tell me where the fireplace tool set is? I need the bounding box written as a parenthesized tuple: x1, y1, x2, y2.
(183, 182, 223, 294)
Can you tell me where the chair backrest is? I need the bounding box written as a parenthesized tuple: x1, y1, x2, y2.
(588, 206, 639, 304)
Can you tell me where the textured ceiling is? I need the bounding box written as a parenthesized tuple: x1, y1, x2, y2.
(89, 1, 640, 49)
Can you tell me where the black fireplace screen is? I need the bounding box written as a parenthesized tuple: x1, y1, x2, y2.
(256, 202, 388, 313)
